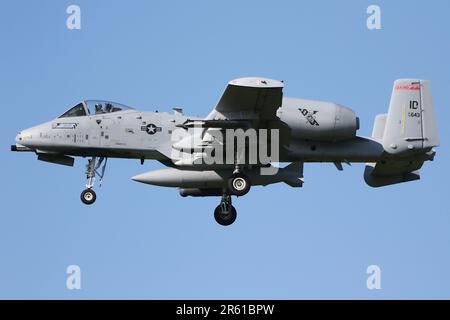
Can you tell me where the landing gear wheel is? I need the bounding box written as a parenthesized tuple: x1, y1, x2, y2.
(228, 173, 251, 196)
(81, 188, 96, 205)
(214, 204, 237, 226)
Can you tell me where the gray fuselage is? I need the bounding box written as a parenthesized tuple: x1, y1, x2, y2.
(15, 99, 389, 165)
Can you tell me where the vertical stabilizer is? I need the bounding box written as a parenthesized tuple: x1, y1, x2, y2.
(382, 79, 439, 154)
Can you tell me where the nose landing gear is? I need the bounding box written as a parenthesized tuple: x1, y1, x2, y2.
(81, 188, 96, 205)
(80, 156, 107, 205)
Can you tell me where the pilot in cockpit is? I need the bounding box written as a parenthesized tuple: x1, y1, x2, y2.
(105, 103, 113, 113)
(95, 103, 104, 114)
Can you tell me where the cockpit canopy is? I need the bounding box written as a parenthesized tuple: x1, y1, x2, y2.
(58, 100, 134, 118)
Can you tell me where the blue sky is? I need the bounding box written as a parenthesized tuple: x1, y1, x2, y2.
(1, 0, 449, 299)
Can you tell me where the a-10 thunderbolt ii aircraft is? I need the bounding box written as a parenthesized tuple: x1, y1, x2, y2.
(11, 77, 439, 225)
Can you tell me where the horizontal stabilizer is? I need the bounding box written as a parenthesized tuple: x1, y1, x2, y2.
(364, 160, 423, 188)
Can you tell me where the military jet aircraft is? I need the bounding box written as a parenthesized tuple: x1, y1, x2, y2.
(11, 77, 439, 225)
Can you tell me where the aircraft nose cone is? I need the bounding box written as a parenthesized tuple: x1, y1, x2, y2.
(15, 132, 22, 144)
(15, 127, 35, 147)
(14, 122, 51, 149)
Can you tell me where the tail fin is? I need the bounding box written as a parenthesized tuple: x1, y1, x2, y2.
(364, 79, 439, 188)
(371, 113, 387, 141)
(382, 79, 439, 154)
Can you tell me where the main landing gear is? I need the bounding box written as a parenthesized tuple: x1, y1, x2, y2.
(227, 165, 251, 196)
(80, 156, 107, 205)
(214, 167, 251, 226)
(214, 193, 237, 226)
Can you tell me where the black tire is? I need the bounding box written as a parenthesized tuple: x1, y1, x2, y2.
(214, 204, 237, 226)
(227, 173, 251, 196)
(80, 188, 96, 205)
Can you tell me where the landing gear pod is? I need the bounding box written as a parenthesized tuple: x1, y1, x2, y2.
(227, 173, 251, 196)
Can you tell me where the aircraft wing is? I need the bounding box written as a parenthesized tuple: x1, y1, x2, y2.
(205, 77, 284, 122)
(173, 77, 285, 166)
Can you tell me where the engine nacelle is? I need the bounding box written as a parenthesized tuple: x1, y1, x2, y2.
(279, 97, 359, 141)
